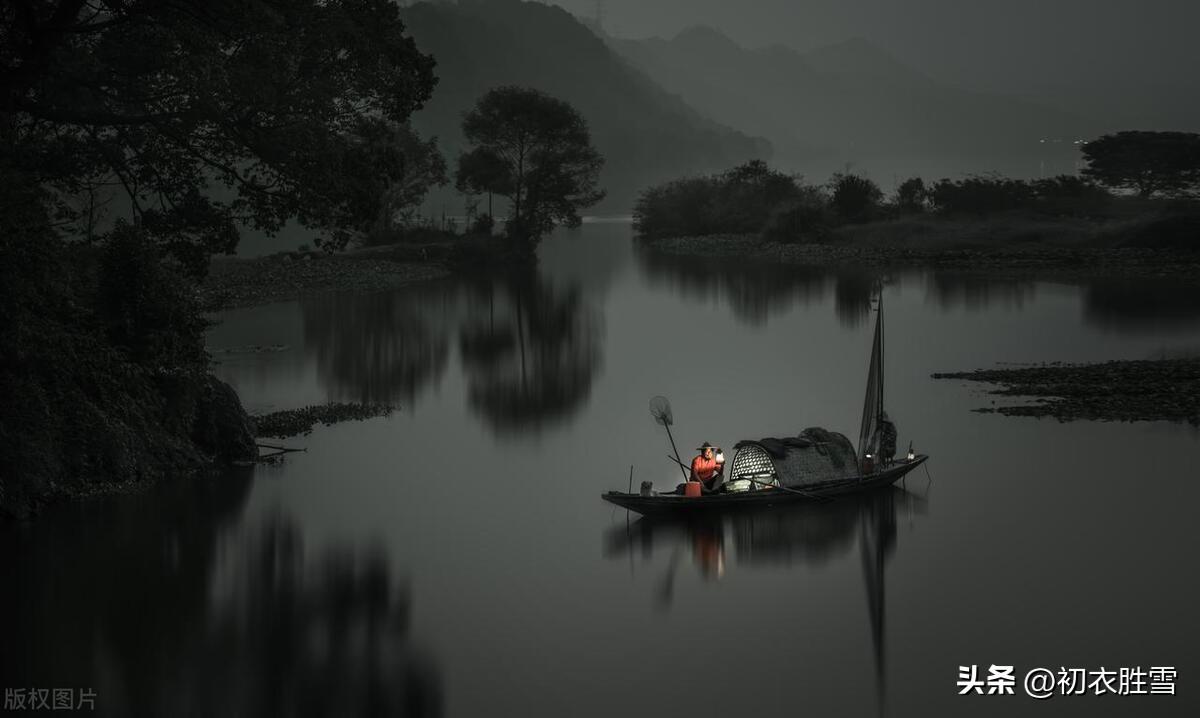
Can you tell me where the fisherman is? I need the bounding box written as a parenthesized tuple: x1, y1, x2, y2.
(689, 442, 724, 491)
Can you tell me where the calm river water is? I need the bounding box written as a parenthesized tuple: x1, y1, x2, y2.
(5, 222, 1199, 717)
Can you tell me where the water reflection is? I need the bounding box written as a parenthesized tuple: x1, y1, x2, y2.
(0, 473, 441, 718)
(636, 251, 830, 326)
(604, 487, 927, 711)
(296, 271, 602, 434)
(1082, 278, 1200, 334)
(458, 271, 602, 434)
(302, 285, 456, 404)
(923, 273, 1036, 312)
(636, 250, 890, 329)
(833, 271, 880, 328)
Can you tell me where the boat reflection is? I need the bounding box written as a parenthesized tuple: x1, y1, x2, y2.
(0, 471, 442, 717)
(604, 486, 927, 712)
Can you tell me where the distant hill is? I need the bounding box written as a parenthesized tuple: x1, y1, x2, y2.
(611, 27, 1094, 183)
(401, 1, 770, 213)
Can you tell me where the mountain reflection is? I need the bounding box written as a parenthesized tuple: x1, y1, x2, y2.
(0, 472, 442, 718)
(604, 487, 926, 710)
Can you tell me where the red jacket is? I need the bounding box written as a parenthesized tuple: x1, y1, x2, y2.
(690, 454, 721, 482)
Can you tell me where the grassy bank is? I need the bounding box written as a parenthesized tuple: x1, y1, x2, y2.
(633, 160, 1200, 275)
(641, 210, 1200, 278)
(202, 244, 453, 310)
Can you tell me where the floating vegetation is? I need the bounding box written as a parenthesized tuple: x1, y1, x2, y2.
(253, 402, 396, 438)
(932, 358, 1200, 424)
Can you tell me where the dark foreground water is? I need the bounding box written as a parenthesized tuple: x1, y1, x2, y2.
(5, 223, 1200, 717)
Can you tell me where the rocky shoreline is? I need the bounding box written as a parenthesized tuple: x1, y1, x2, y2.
(932, 358, 1200, 424)
(641, 234, 1200, 279)
(201, 245, 450, 310)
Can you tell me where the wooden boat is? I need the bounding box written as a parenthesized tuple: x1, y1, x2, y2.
(602, 455, 927, 515)
(603, 287, 928, 516)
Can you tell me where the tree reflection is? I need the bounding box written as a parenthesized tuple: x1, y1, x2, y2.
(636, 251, 829, 326)
(923, 273, 1036, 311)
(0, 471, 441, 717)
(1082, 278, 1200, 334)
(833, 271, 879, 328)
(301, 286, 455, 404)
(458, 269, 602, 434)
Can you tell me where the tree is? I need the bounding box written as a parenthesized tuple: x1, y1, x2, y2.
(830, 173, 883, 222)
(455, 147, 514, 221)
(353, 121, 448, 239)
(2, 0, 439, 265)
(0, 0, 440, 513)
(1081, 131, 1200, 198)
(456, 86, 604, 257)
(895, 177, 928, 213)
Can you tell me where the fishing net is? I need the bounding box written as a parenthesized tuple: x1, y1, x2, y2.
(649, 395, 673, 426)
(731, 429, 859, 488)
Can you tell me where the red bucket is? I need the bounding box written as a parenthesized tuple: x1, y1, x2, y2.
(684, 481, 703, 498)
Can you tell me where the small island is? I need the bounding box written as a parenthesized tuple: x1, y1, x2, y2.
(634, 132, 1200, 280)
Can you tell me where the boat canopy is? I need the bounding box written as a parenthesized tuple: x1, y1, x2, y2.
(730, 427, 859, 489)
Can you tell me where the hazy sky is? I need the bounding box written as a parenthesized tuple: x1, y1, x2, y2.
(551, 0, 1200, 92)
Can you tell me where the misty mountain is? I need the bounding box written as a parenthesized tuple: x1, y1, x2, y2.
(611, 27, 1093, 182)
(401, 1, 770, 212)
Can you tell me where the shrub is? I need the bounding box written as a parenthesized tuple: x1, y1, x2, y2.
(761, 187, 834, 243)
(469, 213, 495, 236)
(928, 175, 1035, 215)
(1030, 175, 1112, 216)
(830, 173, 884, 223)
(633, 161, 805, 239)
(98, 221, 208, 370)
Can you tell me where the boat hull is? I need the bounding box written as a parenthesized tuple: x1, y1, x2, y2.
(602, 455, 928, 516)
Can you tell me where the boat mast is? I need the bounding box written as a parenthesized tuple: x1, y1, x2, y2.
(878, 288, 885, 435)
(858, 285, 885, 467)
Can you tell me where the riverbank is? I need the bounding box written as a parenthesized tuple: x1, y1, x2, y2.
(253, 403, 396, 439)
(932, 358, 1200, 424)
(639, 213, 1200, 279)
(201, 244, 452, 310)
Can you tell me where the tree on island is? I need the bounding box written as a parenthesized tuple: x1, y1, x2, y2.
(455, 86, 605, 259)
(1081, 131, 1200, 198)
